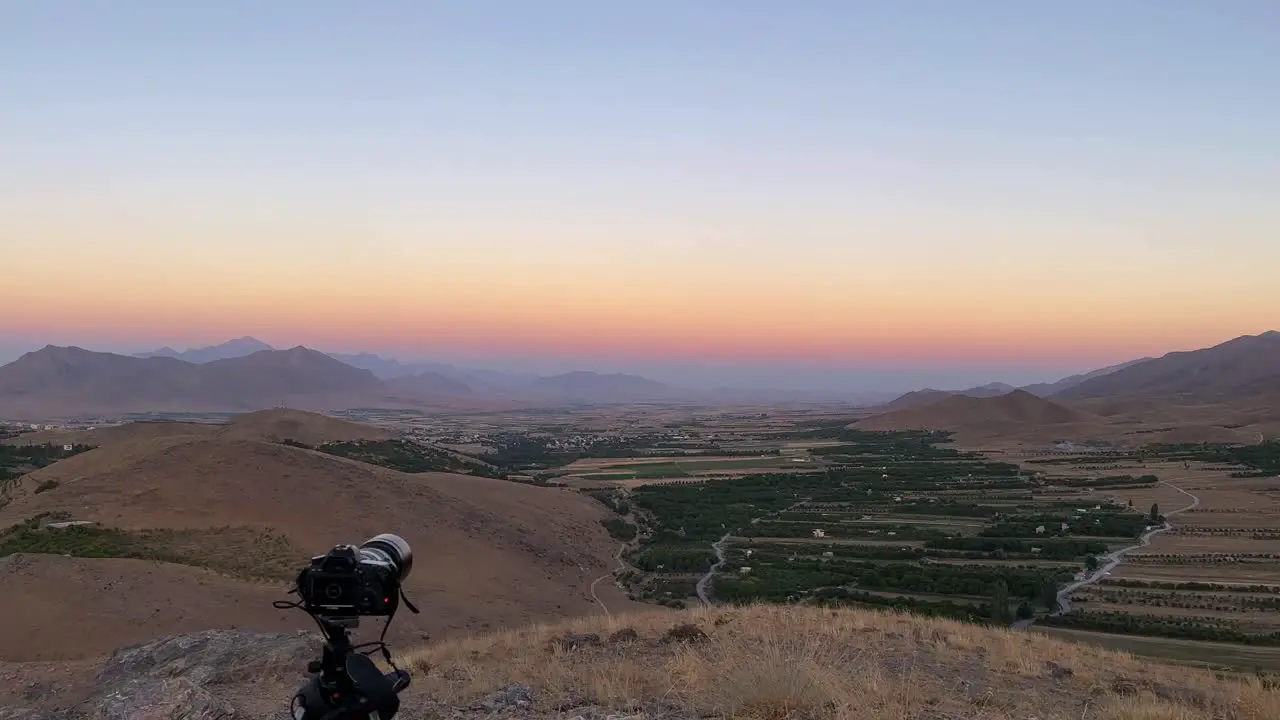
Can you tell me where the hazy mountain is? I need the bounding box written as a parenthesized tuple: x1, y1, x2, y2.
(1020, 358, 1153, 397)
(0, 345, 390, 418)
(858, 389, 1099, 433)
(1056, 331, 1280, 403)
(384, 370, 474, 397)
(962, 382, 1017, 398)
(135, 337, 275, 363)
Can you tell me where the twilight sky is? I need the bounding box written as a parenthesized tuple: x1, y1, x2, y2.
(2, 2, 1277, 391)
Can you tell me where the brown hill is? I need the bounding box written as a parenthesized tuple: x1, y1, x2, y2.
(1057, 330, 1280, 403)
(0, 427, 639, 659)
(857, 389, 1100, 438)
(215, 407, 396, 445)
(0, 553, 305, 662)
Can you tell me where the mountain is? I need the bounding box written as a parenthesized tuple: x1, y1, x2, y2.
(879, 388, 957, 411)
(1057, 331, 1280, 403)
(1020, 358, 1153, 397)
(961, 382, 1017, 398)
(384, 369, 474, 397)
(878, 382, 1017, 411)
(135, 336, 274, 363)
(0, 345, 394, 418)
(531, 371, 673, 403)
(857, 389, 1099, 437)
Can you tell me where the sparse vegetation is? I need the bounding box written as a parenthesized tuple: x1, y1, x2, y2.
(397, 604, 1280, 719)
(317, 439, 502, 477)
(0, 515, 302, 581)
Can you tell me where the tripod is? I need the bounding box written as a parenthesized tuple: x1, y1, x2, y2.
(290, 617, 411, 720)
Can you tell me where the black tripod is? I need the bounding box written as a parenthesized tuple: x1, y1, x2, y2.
(288, 616, 411, 720)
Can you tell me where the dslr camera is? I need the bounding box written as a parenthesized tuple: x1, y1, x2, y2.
(277, 533, 419, 720)
(296, 534, 413, 619)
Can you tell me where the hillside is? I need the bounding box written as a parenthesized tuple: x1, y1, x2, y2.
(1021, 357, 1153, 396)
(0, 413, 638, 660)
(1058, 330, 1280, 403)
(215, 407, 397, 445)
(857, 389, 1101, 440)
(3, 605, 1273, 718)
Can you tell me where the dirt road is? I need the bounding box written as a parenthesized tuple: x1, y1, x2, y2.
(1013, 478, 1201, 631)
(696, 534, 730, 606)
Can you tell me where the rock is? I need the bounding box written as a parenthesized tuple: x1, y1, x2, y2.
(96, 629, 314, 688)
(482, 683, 534, 712)
(607, 628, 639, 644)
(90, 678, 235, 720)
(661, 624, 708, 644)
(553, 633, 601, 651)
(1110, 677, 1140, 696)
(0, 709, 57, 720)
(1149, 682, 1208, 708)
(1044, 662, 1073, 680)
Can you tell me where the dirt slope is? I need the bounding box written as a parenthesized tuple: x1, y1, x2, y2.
(0, 554, 307, 662)
(0, 430, 627, 658)
(215, 407, 396, 445)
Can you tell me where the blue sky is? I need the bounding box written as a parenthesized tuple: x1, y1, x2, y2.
(3, 2, 1277, 391)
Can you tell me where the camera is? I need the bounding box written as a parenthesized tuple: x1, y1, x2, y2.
(296, 534, 413, 618)
(278, 533, 418, 720)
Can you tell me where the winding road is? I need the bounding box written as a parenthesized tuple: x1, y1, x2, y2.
(589, 541, 630, 617)
(1014, 478, 1200, 629)
(696, 533, 731, 606)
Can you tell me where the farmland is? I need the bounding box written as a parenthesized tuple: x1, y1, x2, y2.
(332, 405, 1280, 672)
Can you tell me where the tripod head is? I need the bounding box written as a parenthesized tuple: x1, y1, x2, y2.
(288, 617, 412, 720)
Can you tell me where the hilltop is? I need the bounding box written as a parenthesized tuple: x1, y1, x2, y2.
(2, 605, 1274, 718)
(0, 411, 638, 661)
(856, 389, 1103, 443)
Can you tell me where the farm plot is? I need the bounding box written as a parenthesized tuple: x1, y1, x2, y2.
(1040, 446, 1280, 669)
(620, 429, 1134, 623)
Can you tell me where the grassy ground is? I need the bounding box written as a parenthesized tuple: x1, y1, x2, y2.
(1038, 626, 1280, 674)
(398, 604, 1279, 720)
(0, 521, 301, 581)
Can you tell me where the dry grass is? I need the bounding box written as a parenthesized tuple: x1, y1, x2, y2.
(397, 604, 1279, 719)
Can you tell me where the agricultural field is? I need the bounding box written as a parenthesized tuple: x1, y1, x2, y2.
(614, 425, 1152, 626)
(1034, 441, 1280, 671)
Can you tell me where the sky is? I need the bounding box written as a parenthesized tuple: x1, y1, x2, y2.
(2, 1, 1278, 391)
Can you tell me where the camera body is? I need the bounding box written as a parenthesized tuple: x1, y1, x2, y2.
(282, 533, 416, 720)
(297, 544, 397, 618)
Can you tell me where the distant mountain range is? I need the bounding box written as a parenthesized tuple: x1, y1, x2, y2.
(3, 330, 1274, 421)
(874, 330, 1279, 414)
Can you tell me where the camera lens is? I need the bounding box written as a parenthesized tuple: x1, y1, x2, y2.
(360, 533, 413, 583)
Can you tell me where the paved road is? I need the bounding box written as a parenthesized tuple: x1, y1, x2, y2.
(1013, 478, 1200, 629)
(696, 533, 731, 606)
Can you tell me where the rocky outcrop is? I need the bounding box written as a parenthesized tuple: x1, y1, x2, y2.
(1, 630, 316, 719)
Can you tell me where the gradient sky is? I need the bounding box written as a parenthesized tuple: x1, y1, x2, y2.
(3, 2, 1278, 391)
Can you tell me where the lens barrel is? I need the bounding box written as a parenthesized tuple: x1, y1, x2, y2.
(360, 533, 413, 583)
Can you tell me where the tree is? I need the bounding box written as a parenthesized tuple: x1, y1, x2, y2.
(1036, 579, 1059, 610)
(1086, 555, 1100, 571)
(990, 580, 1012, 625)
(1149, 503, 1160, 523)
(1015, 602, 1034, 621)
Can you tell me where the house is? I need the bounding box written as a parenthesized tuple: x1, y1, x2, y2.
(1035, 525, 1046, 534)
(62, 444, 74, 452)
(812, 528, 826, 539)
